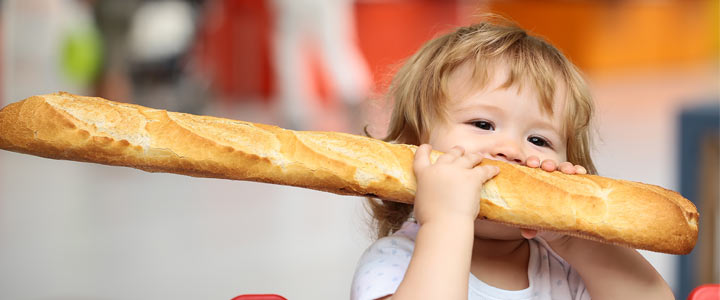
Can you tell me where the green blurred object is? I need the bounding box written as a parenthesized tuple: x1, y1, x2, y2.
(60, 26, 103, 85)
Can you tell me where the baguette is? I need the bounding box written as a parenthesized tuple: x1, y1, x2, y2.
(0, 92, 698, 254)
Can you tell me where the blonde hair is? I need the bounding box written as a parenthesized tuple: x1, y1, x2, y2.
(367, 17, 597, 238)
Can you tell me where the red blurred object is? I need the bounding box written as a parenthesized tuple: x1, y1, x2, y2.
(192, 0, 274, 102)
(191, 0, 461, 103)
(688, 284, 720, 300)
(355, 0, 459, 89)
(231, 294, 287, 300)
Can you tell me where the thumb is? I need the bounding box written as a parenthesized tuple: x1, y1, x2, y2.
(521, 229, 538, 239)
(476, 165, 500, 181)
(413, 144, 432, 173)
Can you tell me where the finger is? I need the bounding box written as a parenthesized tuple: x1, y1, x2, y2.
(575, 165, 587, 175)
(457, 152, 483, 169)
(520, 229, 537, 239)
(540, 159, 557, 172)
(437, 145, 464, 164)
(525, 156, 541, 168)
(413, 144, 432, 172)
(558, 162, 575, 174)
(476, 164, 500, 180)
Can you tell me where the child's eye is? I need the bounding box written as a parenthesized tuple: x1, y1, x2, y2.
(528, 136, 552, 148)
(470, 120, 494, 131)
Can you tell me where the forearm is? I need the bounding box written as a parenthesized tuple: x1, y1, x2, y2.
(392, 218, 475, 300)
(550, 238, 674, 300)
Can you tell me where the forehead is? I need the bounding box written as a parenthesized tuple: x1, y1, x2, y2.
(445, 60, 567, 118)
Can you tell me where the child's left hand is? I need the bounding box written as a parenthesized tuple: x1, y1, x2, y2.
(525, 156, 587, 175)
(519, 156, 587, 244)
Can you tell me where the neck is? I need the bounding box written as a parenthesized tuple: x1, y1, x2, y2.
(472, 237, 527, 257)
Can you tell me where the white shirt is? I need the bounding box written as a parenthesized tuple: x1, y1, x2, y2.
(351, 221, 591, 300)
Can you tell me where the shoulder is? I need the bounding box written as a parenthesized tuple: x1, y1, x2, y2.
(357, 222, 417, 267)
(528, 238, 589, 299)
(351, 222, 418, 300)
(365, 221, 418, 258)
(528, 237, 575, 277)
(531, 237, 570, 267)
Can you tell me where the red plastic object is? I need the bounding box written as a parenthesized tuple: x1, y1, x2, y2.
(232, 294, 287, 300)
(688, 284, 720, 300)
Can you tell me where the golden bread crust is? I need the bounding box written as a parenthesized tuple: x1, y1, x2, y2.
(0, 92, 698, 254)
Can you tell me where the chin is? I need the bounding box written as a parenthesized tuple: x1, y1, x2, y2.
(473, 219, 524, 240)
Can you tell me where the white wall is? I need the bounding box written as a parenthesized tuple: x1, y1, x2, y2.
(0, 150, 373, 299)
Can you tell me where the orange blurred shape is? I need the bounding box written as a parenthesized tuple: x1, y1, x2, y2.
(485, 0, 719, 74)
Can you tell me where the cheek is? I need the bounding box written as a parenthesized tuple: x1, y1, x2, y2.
(428, 136, 456, 153)
(554, 144, 568, 162)
(532, 148, 566, 163)
(428, 128, 486, 154)
(427, 126, 460, 153)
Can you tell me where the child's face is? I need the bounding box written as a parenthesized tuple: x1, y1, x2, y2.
(426, 61, 568, 165)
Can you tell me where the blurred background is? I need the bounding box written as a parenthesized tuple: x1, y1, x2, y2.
(0, 0, 718, 299)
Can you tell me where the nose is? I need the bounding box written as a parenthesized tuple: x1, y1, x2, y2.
(494, 152, 523, 164)
(491, 139, 525, 164)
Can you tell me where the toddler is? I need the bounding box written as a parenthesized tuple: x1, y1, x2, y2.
(351, 18, 673, 300)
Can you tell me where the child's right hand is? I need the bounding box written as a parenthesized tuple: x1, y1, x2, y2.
(412, 144, 500, 226)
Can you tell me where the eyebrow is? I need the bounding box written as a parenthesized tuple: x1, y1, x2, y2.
(452, 102, 503, 114)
